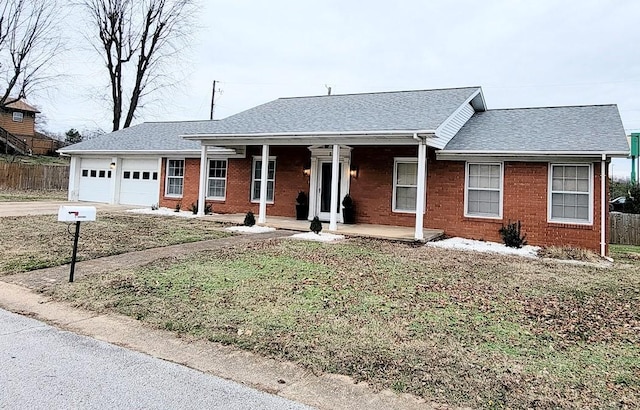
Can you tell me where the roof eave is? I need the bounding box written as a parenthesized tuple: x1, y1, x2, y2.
(57, 149, 206, 156)
(182, 130, 437, 146)
(437, 150, 629, 159)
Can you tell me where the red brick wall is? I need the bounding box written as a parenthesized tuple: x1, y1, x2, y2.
(425, 159, 607, 253)
(159, 146, 311, 216)
(158, 145, 607, 253)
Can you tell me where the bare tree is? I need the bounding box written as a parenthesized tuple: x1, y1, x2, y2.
(0, 0, 63, 107)
(81, 0, 196, 131)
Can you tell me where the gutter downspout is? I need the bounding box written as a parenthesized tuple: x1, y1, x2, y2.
(601, 153, 606, 258)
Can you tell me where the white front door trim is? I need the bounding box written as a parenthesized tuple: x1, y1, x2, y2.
(308, 145, 351, 223)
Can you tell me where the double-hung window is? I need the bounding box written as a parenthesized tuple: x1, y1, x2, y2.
(549, 164, 592, 223)
(251, 158, 275, 203)
(393, 159, 418, 212)
(12, 112, 23, 122)
(465, 163, 502, 218)
(166, 159, 184, 197)
(207, 159, 227, 200)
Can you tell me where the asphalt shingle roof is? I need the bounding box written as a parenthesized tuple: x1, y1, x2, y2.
(59, 121, 212, 153)
(444, 105, 629, 153)
(186, 87, 481, 135)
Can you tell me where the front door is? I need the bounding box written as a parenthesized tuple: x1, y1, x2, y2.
(317, 161, 342, 221)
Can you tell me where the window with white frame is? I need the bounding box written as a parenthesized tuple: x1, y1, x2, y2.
(165, 159, 184, 196)
(251, 158, 275, 202)
(393, 159, 418, 212)
(207, 159, 227, 199)
(12, 112, 23, 122)
(465, 163, 502, 218)
(549, 164, 592, 223)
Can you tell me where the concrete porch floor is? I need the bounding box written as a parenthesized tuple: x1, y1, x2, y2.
(204, 214, 443, 242)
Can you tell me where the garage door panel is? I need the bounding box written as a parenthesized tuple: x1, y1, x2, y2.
(78, 158, 112, 203)
(119, 159, 160, 206)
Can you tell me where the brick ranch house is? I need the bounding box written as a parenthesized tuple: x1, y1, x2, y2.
(59, 87, 629, 255)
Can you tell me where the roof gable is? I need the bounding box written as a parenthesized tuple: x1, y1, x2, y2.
(2, 98, 39, 113)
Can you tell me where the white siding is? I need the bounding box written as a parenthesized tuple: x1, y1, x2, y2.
(431, 103, 475, 149)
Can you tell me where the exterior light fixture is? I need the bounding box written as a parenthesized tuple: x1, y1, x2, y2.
(350, 165, 359, 178)
(109, 162, 116, 169)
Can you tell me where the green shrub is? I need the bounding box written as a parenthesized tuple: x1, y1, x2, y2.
(174, 202, 181, 212)
(244, 211, 256, 227)
(499, 220, 527, 248)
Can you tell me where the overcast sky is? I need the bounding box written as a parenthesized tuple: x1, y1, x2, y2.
(37, 0, 640, 178)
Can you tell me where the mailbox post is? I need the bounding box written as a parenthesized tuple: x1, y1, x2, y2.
(57, 206, 97, 282)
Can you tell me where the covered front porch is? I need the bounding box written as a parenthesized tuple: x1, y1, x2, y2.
(205, 213, 443, 242)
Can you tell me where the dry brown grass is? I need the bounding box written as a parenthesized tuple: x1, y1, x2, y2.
(537, 246, 603, 262)
(47, 238, 640, 409)
(0, 212, 230, 274)
(0, 188, 67, 202)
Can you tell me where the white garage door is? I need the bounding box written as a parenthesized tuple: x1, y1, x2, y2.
(78, 158, 112, 203)
(119, 159, 160, 206)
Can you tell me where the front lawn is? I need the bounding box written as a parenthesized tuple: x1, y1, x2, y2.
(47, 238, 640, 409)
(0, 213, 230, 274)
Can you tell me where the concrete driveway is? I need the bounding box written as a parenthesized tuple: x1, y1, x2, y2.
(0, 201, 135, 217)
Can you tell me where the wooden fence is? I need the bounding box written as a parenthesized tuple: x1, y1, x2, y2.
(0, 162, 69, 190)
(610, 212, 640, 245)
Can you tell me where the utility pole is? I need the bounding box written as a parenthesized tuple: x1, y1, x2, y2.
(210, 80, 217, 120)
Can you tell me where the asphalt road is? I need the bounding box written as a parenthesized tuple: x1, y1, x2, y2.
(0, 308, 312, 410)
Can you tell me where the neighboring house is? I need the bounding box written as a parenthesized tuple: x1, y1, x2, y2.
(59, 87, 629, 255)
(0, 99, 64, 155)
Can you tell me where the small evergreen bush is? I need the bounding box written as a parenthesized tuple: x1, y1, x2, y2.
(499, 220, 527, 248)
(174, 202, 181, 212)
(244, 211, 256, 227)
(189, 202, 198, 214)
(310, 216, 322, 234)
(151, 203, 159, 211)
(204, 202, 213, 215)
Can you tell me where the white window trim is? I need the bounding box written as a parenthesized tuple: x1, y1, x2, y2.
(12, 111, 23, 122)
(206, 159, 227, 201)
(392, 158, 422, 214)
(464, 162, 504, 219)
(165, 158, 184, 198)
(548, 163, 593, 225)
(250, 156, 276, 204)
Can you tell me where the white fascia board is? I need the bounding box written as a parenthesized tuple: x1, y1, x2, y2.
(182, 129, 436, 139)
(57, 149, 230, 157)
(190, 131, 437, 147)
(437, 150, 629, 161)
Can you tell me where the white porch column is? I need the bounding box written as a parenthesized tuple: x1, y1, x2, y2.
(414, 137, 427, 240)
(258, 144, 270, 224)
(329, 144, 340, 231)
(197, 145, 207, 216)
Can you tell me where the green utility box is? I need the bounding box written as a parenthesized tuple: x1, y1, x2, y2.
(632, 133, 640, 157)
